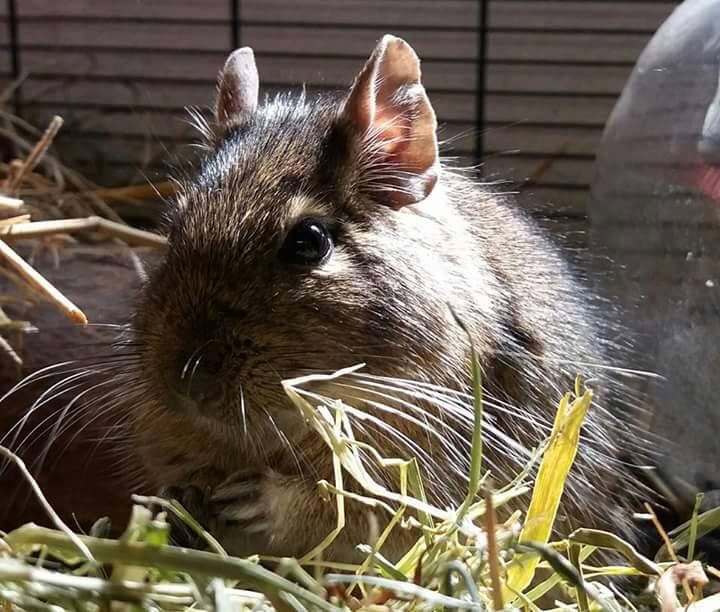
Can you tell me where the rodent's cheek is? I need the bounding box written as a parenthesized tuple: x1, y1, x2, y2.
(310, 246, 352, 278)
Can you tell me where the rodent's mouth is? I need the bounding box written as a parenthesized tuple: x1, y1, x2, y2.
(126, 389, 310, 478)
(156, 373, 308, 441)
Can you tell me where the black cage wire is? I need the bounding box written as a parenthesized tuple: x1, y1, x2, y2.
(0, 0, 680, 243)
(3, 1, 491, 156)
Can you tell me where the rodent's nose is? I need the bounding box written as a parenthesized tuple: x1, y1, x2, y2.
(166, 346, 226, 409)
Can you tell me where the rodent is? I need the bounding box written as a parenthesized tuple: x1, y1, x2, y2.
(120, 35, 648, 562)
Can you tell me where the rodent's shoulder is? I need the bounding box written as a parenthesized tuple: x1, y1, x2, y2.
(0, 247, 148, 534)
(441, 172, 613, 375)
(443, 171, 589, 298)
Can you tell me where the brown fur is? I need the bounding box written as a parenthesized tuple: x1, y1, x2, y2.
(118, 37, 649, 561)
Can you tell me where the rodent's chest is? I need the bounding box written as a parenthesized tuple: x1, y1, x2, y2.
(136, 408, 314, 487)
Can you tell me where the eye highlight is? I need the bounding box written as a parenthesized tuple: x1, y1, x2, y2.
(279, 217, 334, 265)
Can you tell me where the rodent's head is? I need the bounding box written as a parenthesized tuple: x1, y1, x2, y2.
(135, 35, 480, 460)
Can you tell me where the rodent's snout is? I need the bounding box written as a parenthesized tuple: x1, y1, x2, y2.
(162, 343, 226, 415)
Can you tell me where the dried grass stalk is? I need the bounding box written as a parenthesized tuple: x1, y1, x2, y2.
(0, 99, 168, 366)
(5, 116, 63, 196)
(0, 239, 87, 325)
(0, 217, 166, 248)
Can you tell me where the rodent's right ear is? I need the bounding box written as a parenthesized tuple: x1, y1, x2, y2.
(215, 47, 259, 127)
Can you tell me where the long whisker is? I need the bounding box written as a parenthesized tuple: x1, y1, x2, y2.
(30, 380, 124, 474)
(2, 369, 100, 452)
(0, 360, 79, 403)
(260, 405, 304, 478)
(52, 390, 138, 465)
(239, 384, 248, 438)
(341, 374, 553, 442)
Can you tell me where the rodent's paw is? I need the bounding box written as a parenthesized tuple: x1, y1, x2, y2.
(209, 469, 273, 536)
(158, 484, 212, 550)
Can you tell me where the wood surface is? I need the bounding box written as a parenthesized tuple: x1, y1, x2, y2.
(0, 246, 150, 535)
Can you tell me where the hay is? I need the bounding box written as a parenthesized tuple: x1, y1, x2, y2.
(0, 105, 167, 369)
(1, 359, 718, 611)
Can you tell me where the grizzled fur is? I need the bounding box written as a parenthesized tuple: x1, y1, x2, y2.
(128, 78, 648, 562)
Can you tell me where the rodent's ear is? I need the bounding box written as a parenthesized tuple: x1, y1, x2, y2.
(342, 34, 439, 209)
(215, 47, 259, 127)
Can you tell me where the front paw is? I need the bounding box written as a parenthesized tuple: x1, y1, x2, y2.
(158, 484, 212, 549)
(209, 469, 273, 538)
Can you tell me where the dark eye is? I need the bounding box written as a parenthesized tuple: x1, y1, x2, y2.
(279, 218, 334, 265)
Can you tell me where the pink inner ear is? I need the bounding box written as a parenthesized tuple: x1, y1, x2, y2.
(372, 87, 437, 174)
(373, 108, 410, 156)
(344, 35, 440, 207)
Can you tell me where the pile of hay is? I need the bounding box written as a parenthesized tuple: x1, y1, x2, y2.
(0, 108, 167, 371)
(1, 361, 719, 611)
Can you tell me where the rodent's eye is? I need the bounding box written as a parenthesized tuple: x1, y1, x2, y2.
(279, 218, 334, 266)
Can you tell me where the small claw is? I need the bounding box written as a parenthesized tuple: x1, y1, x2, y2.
(211, 480, 262, 503)
(217, 503, 271, 533)
(217, 468, 265, 488)
(210, 469, 271, 535)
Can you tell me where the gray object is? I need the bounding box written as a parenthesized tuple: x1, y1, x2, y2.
(590, 0, 720, 499)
